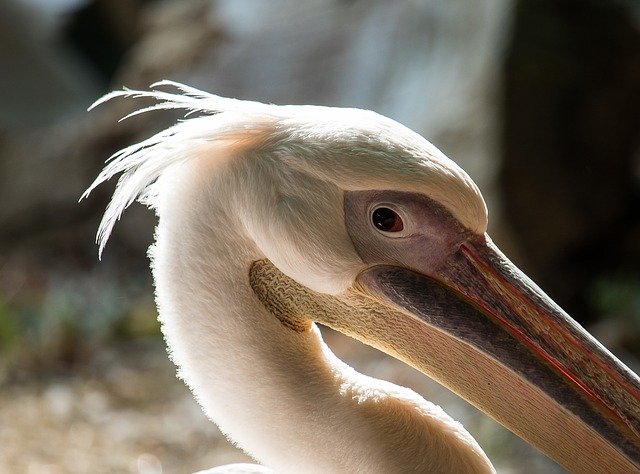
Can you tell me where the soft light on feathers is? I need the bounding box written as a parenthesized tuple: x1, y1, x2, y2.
(83, 82, 640, 473)
(82, 81, 487, 258)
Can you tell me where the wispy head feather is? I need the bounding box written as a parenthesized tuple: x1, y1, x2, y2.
(84, 81, 488, 258)
(82, 81, 271, 257)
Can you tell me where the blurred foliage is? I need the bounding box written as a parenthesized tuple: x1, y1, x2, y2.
(0, 300, 22, 378)
(0, 268, 158, 384)
(590, 274, 640, 355)
(592, 276, 640, 320)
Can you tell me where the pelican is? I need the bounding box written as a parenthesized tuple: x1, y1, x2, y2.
(84, 81, 640, 473)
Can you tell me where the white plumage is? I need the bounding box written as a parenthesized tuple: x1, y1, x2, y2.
(85, 82, 640, 473)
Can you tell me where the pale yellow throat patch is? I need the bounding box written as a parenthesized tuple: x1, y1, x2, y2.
(249, 259, 314, 332)
(249, 259, 640, 474)
(249, 259, 390, 341)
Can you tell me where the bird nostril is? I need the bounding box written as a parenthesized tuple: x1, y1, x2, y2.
(372, 207, 404, 232)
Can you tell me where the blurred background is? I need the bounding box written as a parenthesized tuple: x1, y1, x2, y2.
(0, 0, 639, 472)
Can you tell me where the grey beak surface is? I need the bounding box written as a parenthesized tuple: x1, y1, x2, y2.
(356, 237, 640, 472)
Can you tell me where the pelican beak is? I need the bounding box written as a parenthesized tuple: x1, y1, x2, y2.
(249, 233, 640, 472)
(354, 234, 640, 473)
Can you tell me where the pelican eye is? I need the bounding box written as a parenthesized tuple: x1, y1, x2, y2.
(372, 206, 404, 233)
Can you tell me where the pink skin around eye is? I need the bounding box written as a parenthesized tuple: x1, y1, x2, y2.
(347, 190, 470, 275)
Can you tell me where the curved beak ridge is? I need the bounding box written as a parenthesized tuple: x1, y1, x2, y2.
(356, 236, 640, 472)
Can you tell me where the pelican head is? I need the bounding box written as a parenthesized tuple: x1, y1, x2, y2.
(85, 82, 640, 473)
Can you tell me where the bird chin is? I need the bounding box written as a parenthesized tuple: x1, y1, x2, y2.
(249, 257, 640, 472)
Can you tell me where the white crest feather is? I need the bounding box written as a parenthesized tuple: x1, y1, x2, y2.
(82, 81, 271, 258)
(84, 81, 488, 258)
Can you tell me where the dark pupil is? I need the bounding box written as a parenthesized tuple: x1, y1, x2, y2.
(372, 207, 403, 232)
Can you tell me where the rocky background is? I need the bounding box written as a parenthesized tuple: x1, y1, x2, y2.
(1, 0, 638, 473)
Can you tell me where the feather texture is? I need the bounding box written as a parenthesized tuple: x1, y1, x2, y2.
(83, 81, 487, 257)
(84, 82, 496, 473)
(82, 82, 273, 256)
